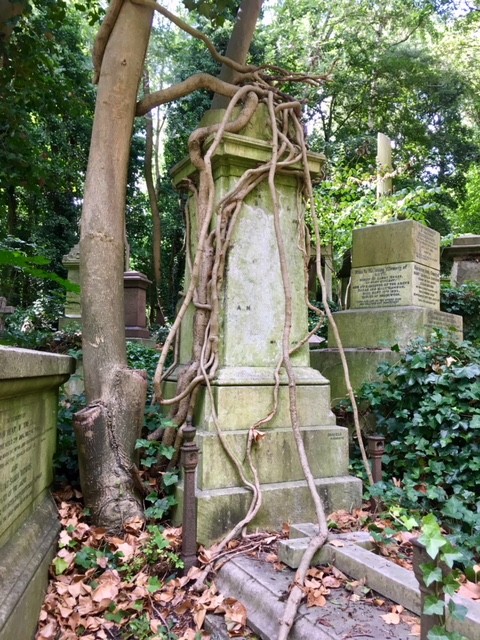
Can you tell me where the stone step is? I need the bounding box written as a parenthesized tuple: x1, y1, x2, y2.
(196, 425, 349, 490)
(174, 476, 362, 545)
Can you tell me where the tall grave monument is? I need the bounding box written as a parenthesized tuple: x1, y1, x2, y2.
(166, 106, 362, 544)
(312, 220, 463, 401)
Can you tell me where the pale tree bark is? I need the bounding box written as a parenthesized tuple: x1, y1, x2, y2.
(74, 0, 153, 529)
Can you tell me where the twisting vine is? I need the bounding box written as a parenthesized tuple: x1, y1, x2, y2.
(93, 1, 374, 635)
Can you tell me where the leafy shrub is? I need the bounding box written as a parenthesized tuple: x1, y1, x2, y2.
(55, 389, 85, 485)
(352, 332, 480, 554)
(441, 282, 480, 344)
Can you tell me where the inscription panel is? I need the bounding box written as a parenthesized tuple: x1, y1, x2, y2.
(0, 396, 55, 542)
(415, 224, 439, 267)
(424, 309, 463, 335)
(351, 262, 439, 310)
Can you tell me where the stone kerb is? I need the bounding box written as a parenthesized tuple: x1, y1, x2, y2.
(0, 346, 75, 640)
(167, 106, 362, 544)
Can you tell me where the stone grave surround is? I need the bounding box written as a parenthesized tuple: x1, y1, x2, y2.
(164, 105, 362, 545)
(311, 220, 463, 403)
(442, 234, 480, 286)
(0, 346, 75, 640)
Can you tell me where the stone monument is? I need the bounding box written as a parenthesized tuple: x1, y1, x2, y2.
(59, 243, 82, 329)
(60, 243, 152, 340)
(0, 346, 75, 640)
(312, 220, 463, 402)
(165, 106, 362, 544)
(124, 270, 151, 339)
(443, 235, 480, 286)
(0, 298, 15, 334)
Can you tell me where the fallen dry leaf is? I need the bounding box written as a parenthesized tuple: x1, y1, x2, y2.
(458, 580, 480, 600)
(381, 611, 401, 625)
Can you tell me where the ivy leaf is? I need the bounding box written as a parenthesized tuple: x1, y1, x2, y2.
(424, 595, 445, 616)
(419, 515, 447, 559)
(52, 557, 69, 575)
(470, 414, 480, 429)
(421, 562, 443, 587)
(163, 472, 179, 487)
(427, 627, 454, 640)
(447, 599, 468, 621)
(441, 542, 464, 569)
(147, 576, 163, 593)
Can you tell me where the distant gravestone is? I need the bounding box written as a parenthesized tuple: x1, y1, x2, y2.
(0, 347, 74, 640)
(311, 220, 463, 402)
(0, 298, 14, 334)
(443, 235, 480, 286)
(59, 243, 81, 329)
(60, 244, 152, 341)
(124, 271, 151, 339)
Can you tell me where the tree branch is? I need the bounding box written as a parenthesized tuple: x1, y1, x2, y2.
(136, 72, 239, 116)
(92, 0, 125, 84)
(130, 0, 254, 74)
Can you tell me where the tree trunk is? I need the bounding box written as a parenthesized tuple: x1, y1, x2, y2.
(75, 0, 153, 529)
(211, 0, 262, 109)
(144, 71, 165, 325)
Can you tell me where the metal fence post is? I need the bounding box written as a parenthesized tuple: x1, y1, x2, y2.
(367, 434, 385, 483)
(181, 418, 199, 573)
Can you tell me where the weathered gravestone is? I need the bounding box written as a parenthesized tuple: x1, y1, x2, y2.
(0, 346, 75, 640)
(165, 106, 362, 545)
(124, 270, 151, 339)
(311, 220, 463, 402)
(0, 298, 15, 335)
(443, 235, 480, 286)
(60, 243, 152, 340)
(59, 243, 82, 329)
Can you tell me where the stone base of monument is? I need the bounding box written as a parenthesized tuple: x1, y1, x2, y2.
(310, 308, 463, 403)
(0, 496, 60, 640)
(328, 307, 463, 349)
(167, 367, 362, 545)
(311, 348, 401, 406)
(175, 476, 362, 545)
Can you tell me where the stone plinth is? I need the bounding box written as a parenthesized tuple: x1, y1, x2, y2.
(59, 243, 81, 329)
(168, 106, 362, 544)
(123, 271, 151, 339)
(443, 235, 480, 286)
(312, 221, 462, 403)
(0, 346, 75, 640)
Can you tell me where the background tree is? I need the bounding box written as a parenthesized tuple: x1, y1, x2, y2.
(0, 1, 96, 307)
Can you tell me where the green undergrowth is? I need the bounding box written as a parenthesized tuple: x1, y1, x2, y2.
(340, 331, 480, 564)
(440, 282, 480, 345)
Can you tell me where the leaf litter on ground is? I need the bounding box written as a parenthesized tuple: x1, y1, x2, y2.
(38, 493, 479, 639)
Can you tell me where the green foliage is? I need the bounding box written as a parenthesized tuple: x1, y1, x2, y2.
(0, 246, 80, 293)
(55, 389, 85, 485)
(441, 282, 480, 345)
(452, 165, 480, 235)
(353, 332, 480, 554)
(418, 514, 468, 640)
(0, 2, 95, 308)
(314, 166, 454, 264)
(262, 0, 479, 194)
